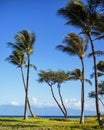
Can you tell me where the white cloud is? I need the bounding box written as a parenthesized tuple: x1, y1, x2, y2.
(64, 98, 97, 111)
(64, 98, 81, 109)
(32, 97, 81, 109)
(32, 97, 42, 107)
(9, 101, 20, 106)
(31, 97, 97, 111)
(32, 97, 56, 108)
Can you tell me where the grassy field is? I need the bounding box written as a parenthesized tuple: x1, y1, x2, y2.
(0, 116, 104, 130)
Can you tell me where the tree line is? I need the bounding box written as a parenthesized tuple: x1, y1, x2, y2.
(6, 0, 104, 126)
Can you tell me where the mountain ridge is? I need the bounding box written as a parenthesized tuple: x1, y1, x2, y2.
(0, 105, 96, 116)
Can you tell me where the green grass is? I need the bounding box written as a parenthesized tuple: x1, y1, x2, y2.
(0, 116, 104, 130)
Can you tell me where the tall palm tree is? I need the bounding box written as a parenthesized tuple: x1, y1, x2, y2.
(57, 0, 104, 125)
(57, 32, 88, 124)
(8, 30, 36, 120)
(38, 70, 69, 118)
(6, 50, 35, 117)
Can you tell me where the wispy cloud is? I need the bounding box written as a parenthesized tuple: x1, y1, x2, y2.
(9, 101, 20, 106)
(31, 97, 83, 109)
(7, 97, 101, 112)
(32, 97, 56, 108)
(64, 98, 81, 109)
(32, 97, 97, 111)
(64, 98, 96, 111)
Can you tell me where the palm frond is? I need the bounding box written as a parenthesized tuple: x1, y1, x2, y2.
(68, 68, 82, 81)
(89, 91, 95, 98)
(25, 64, 37, 70)
(56, 45, 76, 56)
(87, 50, 104, 58)
(84, 79, 92, 86)
(6, 50, 25, 68)
(97, 61, 104, 72)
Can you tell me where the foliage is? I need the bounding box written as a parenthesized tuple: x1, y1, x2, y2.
(6, 50, 26, 68)
(89, 81, 104, 107)
(68, 68, 92, 85)
(38, 70, 69, 84)
(90, 61, 104, 78)
(56, 32, 88, 59)
(8, 30, 36, 55)
(89, 81, 104, 96)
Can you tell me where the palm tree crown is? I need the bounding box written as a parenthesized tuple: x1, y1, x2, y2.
(57, 32, 88, 59)
(8, 30, 36, 55)
(68, 68, 92, 86)
(58, 0, 101, 35)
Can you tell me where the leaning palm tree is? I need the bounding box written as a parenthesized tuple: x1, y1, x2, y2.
(57, 32, 88, 124)
(57, 0, 104, 125)
(6, 50, 35, 117)
(8, 30, 36, 120)
(38, 70, 69, 118)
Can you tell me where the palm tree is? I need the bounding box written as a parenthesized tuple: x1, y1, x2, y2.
(57, 0, 104, 125)
(38, 70, 69, 118)
(8, 30, 36, 120)
(57, 32, 88, 124)
(6, 50, 35, 117)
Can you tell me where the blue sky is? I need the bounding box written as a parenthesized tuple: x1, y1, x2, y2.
(0, 0, 104, 113)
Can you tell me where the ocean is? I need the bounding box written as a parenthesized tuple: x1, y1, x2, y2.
(0, 115, 92, 118)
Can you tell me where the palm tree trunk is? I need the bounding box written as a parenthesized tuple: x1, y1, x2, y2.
(20, 68, 35, 118)
(24, 54, 30, 120)
(57, 83, 68, 118)
(48, 83, 66, 117)
(89, 34, 103, 125)
(80, 58, 85, 124)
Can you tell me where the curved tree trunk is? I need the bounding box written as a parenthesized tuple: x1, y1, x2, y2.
(24, 54, 30, 120)
(20, 68, 35, 118)
(80, 58, 84, 124)
(57, 83, 68, 118)
(89, 34, 103, 126)
(48, 83, 66, 117)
